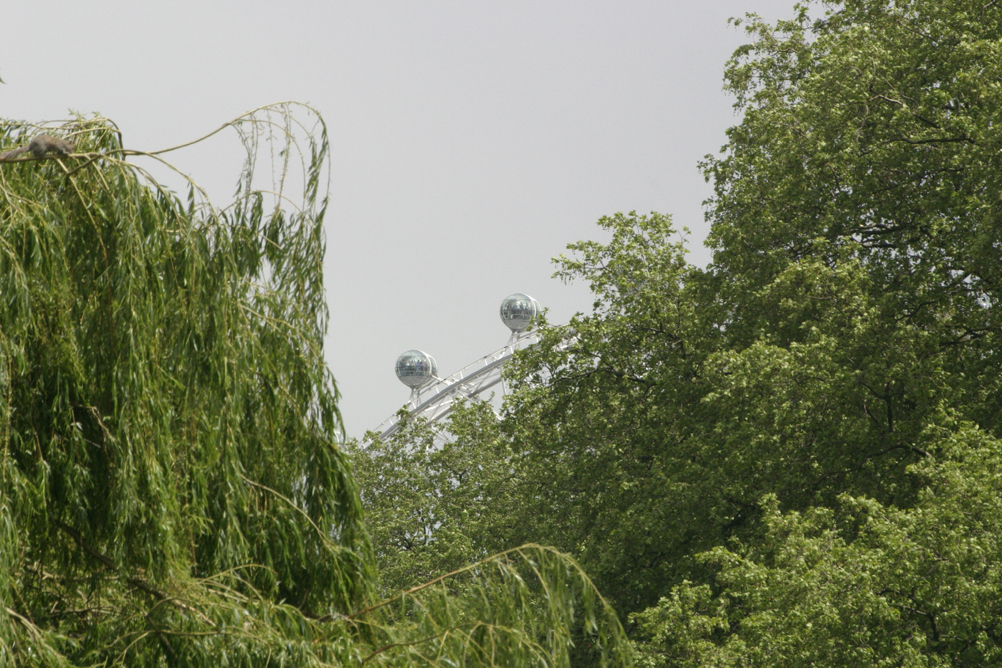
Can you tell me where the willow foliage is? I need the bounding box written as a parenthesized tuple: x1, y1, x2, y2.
(0, 107, 629, 667)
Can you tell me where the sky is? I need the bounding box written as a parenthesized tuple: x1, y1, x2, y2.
(2, 0, 801, 437)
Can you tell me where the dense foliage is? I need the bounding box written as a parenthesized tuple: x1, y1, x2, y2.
(353, 0, 1002, 664)
(350, 403, 520, 594)
(0, 108, 629, 667)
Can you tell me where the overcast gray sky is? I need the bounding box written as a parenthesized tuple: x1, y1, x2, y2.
(2, 0, 799, 437)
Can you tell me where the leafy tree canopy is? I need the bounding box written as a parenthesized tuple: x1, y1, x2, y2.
(355, 0, 1002, 664)
(0, 107, 629, 667)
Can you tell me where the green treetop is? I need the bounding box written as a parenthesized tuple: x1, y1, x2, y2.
(0, 107, 629, 667)
(355, 1, 1002, 664)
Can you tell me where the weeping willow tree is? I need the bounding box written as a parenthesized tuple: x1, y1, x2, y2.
(0, 105, 630, 667)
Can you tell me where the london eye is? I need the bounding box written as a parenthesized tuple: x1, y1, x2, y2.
(373, 293, 544, 441)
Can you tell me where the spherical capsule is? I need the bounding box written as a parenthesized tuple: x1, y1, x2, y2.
(500, 293, 541, 332)
(395, 350, 438, 388)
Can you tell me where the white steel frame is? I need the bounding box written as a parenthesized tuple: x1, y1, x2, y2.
(375, 329, 539, 440)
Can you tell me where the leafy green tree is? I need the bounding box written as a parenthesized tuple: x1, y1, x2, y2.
(629, 1, 1002, 662)
(703, 0, 1002, 436)
(0, 109, 630, 667)
(347, 402, 523, 595)
(633, 421, 1002, 667)
(513, 0, 1002, 602)
(355, 0, 1002, 663)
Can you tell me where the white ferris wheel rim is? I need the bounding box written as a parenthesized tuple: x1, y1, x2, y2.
(374, 328, 539, 441)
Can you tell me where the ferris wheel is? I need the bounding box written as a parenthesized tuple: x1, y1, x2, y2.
(373, 293, 543, 441)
